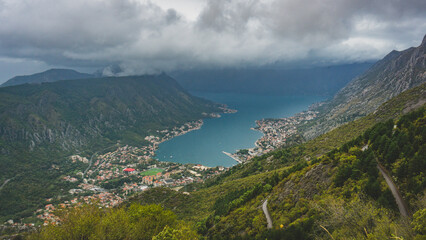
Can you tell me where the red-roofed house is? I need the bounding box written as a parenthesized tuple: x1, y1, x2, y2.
(124, 168, 135, 174)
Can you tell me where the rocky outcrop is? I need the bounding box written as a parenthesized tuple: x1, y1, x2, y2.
(274, 163, 333, 203)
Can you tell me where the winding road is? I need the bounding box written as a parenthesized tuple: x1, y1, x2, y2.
(0, 178, 12, 191)
(259, 163, 409, 231)
(262, 199, 273, 229)
(377, 164, 410, 217)
(0, 175, 20, 192)
(362, 145, 410, 217)
(83, 152, 98, 177)
(83, 144, 119, 177)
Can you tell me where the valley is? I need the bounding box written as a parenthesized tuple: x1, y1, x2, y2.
(0, 11, 424, 238)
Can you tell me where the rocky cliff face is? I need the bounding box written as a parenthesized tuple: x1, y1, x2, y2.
(302, 35, 426, 139)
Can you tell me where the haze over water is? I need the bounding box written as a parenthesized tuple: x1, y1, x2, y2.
(156, 92, 325, 167)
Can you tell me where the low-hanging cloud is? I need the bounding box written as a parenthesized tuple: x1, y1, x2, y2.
(0, 0, 425, 75)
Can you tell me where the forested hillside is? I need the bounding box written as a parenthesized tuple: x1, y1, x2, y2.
(0, 74, 223, 222)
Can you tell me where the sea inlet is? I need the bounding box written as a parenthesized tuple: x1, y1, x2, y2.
(155, 92, 325, 167)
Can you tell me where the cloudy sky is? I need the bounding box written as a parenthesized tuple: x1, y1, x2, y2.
(0, 0, 425, 82)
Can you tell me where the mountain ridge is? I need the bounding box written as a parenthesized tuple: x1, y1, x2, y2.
(301, 35, 426, 139)
(0, 74, 221, 151)
(1, 69, 94, 87)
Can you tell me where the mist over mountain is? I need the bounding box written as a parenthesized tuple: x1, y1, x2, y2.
(171, 63, 373, 95)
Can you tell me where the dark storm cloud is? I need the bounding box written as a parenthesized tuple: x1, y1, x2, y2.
(0, 0, 425, 75)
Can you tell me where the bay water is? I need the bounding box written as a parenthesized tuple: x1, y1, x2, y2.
(155, 92, 325, 167)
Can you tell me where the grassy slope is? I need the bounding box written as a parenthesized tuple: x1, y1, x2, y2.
(303, 82, 426, 157)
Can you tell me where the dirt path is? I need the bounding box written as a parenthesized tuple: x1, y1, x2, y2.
(377, 164, 410, 217)
(262, 199, 273, 229)
(0, 175, 19, 192)
(0, 178, 11, 191)
(83, 152, 98, 177)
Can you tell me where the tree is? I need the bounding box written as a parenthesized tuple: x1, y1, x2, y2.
(153, 225, 198, 240)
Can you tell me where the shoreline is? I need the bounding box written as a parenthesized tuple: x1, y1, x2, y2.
(231, 110, 319, 163)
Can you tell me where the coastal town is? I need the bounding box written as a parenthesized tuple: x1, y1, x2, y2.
(2, 105, 317, 228)
(227, 110, 319, 162)
(30, 119, 229, 226)
(35, 108, 319, 226)
(254, 110, 318, 151)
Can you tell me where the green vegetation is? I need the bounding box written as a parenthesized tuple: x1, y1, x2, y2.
(301, 82, 426, 157)
(140, 168, 164, 177)
(28, 203, 198, 240)
(364, 108, 426, 207)
(194, 106, 425, 239)
(0, 74, 222, 222)
(101, 176, 140, 190)
(133, 104, 424, 239)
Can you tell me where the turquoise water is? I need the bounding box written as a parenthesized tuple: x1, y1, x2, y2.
(155, 92, 324, 167)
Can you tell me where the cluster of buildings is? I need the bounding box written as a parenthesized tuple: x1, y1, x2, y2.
(254, 111, 318, 151)
(230, 111, 319, 162)
(36, 191, 124, 225)
(4, 109, 239, 229)
(34, 119, 228, 224)
(1, 219, 36, 234)
(153, 120, 204, 145)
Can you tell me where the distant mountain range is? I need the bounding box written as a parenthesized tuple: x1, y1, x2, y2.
(300, 35, 426, 139)
(171, 63, 373, 95)
(1, 69, 94, 87)
(1, 63, 373, 96)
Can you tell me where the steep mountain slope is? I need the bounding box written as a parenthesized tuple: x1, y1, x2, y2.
(301, 35, 426, 139)
(303, 82, 426, 157)
(0, 74, 223, 221)
(1, 69, 93, 87)
(172, 63, 372, 96)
